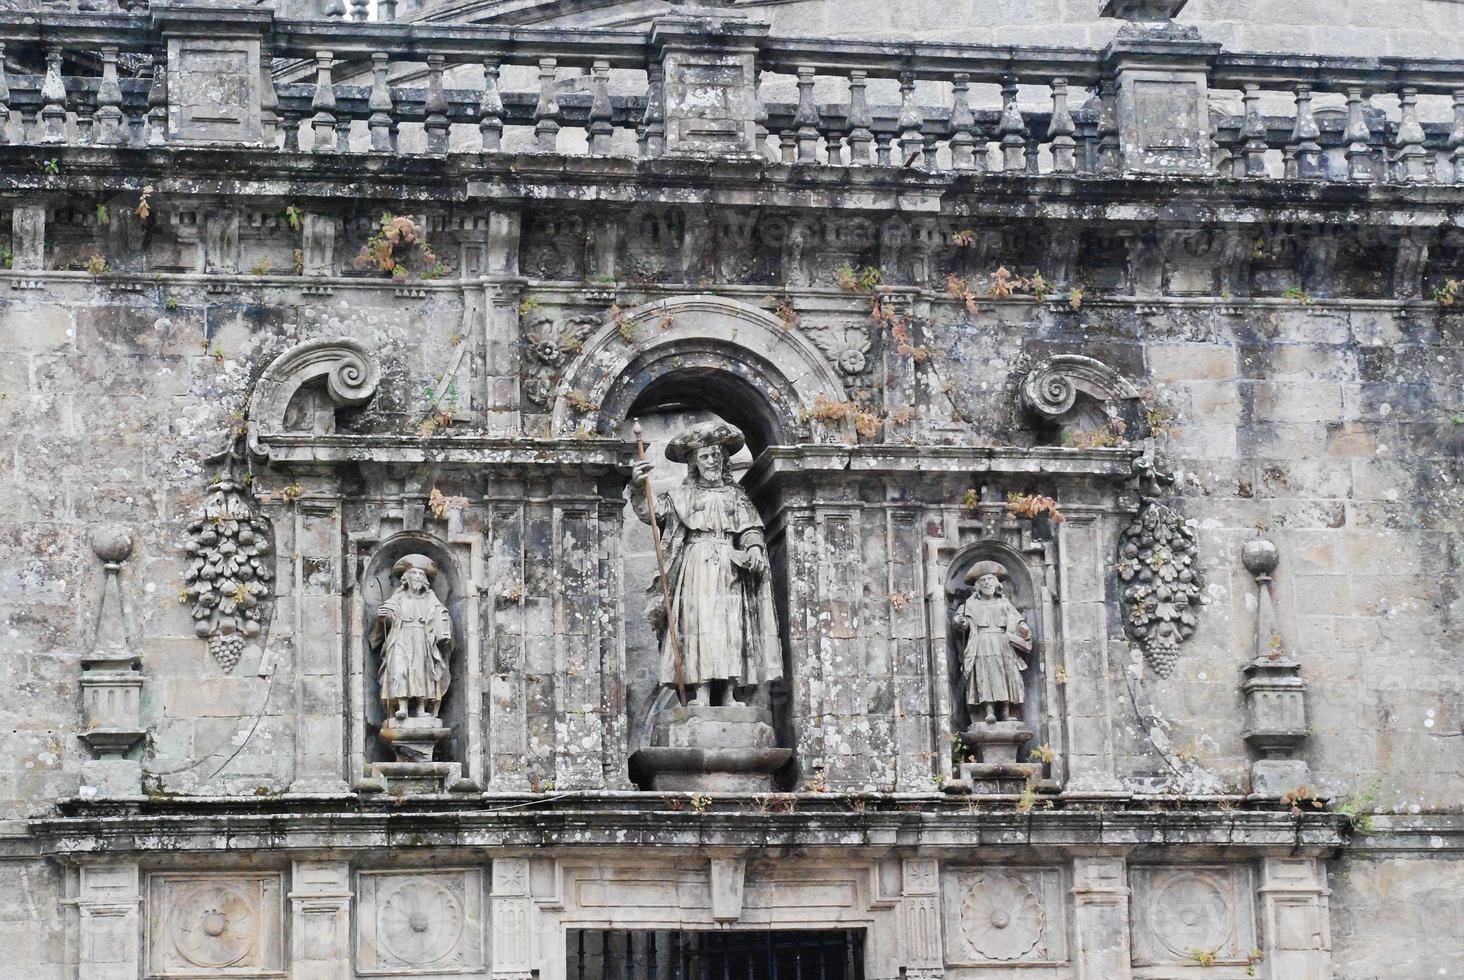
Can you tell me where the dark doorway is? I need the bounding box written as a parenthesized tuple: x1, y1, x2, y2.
(567, 929, 866, 980)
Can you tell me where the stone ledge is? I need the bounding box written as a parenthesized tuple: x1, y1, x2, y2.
(22, 803, 1350, 857)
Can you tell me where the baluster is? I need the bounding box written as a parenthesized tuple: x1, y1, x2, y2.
(368, 52, 394, 153)
(1288, 83, 1321, 178)
(778, 123, 795, 163)
(1097, 77, 1119, 174)
(323, 0, 345, 17)
(1048, 77, 1076, 174)
(147, 56, 168, 146)
(281, 105, 303, 152)
(479, 61, 502, 152)
(126, 70, 147, 147)
(845, 71, 874, 165)
(1451, 89, 1464, 184)
(350, 0, 368, 20)
(378, 0, 397, 21)
(753, 68, 772, 161)
(948, 73, 977, 171)
(588, 59, 613, 155)
(258, 56, 277, 147)
(1240, 83, 1268, 176)
(40, 46, 66, 144)
(897, 70, 923, 166)
(72, 76, 93, 145)
(0, 44, 8, 146)
(534, 57, 561, 153)
(794, 66, 821, 163)
(311, 50, 337, 154)
(875, 129, 893, 166)
(641, 63, 664, 157)
(93, 45, 125, 146)
(1344, 87, 1374, 182)
(334, 111, 351, 153)
(1395, 86, 1428, 183)
(998, 75, 1027, 172)
(424, 54, 449, 155)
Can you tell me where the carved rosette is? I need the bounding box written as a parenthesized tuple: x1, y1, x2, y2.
(1117, 498, 1202, 677)
(183, 473, 273, 672)
(147, 874, 283, 976)
(521, 311, 601, 408)
(358, 870, 483, 973)
(959, 872, 1044, 961)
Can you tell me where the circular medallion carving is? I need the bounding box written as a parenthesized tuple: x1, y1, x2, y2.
(378, 877, 464, 966)
(960, 873, 1043, 961)
(1148, 872, 1232, 957)
(169, 882, 258, 969)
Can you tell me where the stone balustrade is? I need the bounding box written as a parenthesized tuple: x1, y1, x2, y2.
(1, 5, 1463, 183)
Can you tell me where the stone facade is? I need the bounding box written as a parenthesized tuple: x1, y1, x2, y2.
(0, 2, 1460, 978)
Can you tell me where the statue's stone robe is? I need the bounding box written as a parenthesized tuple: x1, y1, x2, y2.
(371, 587, 453, 705)
(650, 480, 782, 688)
(957, 593, 1030, 707)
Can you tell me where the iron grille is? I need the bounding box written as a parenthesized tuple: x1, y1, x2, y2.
(567, 929, 866, 980)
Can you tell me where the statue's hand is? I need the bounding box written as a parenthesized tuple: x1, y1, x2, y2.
(631, 459, 655, 488)
(732, 546, 767, 577)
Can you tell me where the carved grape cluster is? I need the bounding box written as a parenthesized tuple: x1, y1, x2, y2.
(183, 475, 273, 672)
(1117, 499, 1201, 677)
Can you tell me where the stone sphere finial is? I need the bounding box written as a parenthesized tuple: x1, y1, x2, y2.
(91, 525, 133, 565)
(1240, 537, 1279, 578)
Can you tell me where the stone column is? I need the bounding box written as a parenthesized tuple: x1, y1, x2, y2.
(1258, 857, 1332, 980)
(74, 862, 142, 980)
(649, 15, 770, 159)
(1071, 855, 1132, 980)
(1100, 1, 1220, 176)
(289, 861, 353, 980)
(155, 4, 273, 145)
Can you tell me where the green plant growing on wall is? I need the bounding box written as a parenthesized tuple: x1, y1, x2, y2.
(82, 252, 111, 276)
(1006, 492, 1065, 524)
(355, 212, 438, 279)
(95, 204, 109, 226)
(1283, 285, 1311, 305)
(40, 158, 59, 175)
(1337, 777, 1385, 835)
(281, 204, 302, 231)
(1189, 947, 1219, 967)
(250, 258, 272, 276)
(0, 244, 13, 270)
(1433, 278, 1463, 305)
(772, 297, 800, 329)
(518, 296, 540, 317)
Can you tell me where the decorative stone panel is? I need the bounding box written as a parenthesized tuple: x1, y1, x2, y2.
(356, 869, 485, 975)
(1130, 865, 1256, 968)
(145, 873, 284, 977)
(942, 867, 1067, 965)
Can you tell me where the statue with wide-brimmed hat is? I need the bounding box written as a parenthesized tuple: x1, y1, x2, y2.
(955, 560, 1032, 724)
(370, 553, 454, 723)
(630, 419, 783, 707)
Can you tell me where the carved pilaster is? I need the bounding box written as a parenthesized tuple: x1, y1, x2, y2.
(289, 862, 351, 980)
(898, 858, 943, 976)
(1258, 857, 1332, 980)
(1071, 856, 1132, 980)
(74, 862, 142, 980)
(491, 858, 535, 980)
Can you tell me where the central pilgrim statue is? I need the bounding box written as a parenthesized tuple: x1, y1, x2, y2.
(630, 420, 783, 706)
(627, 420, 791, 792)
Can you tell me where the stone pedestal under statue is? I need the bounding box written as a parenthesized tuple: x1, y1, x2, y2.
(365, 717, 468, 795)
(631, 705, 791, 792)
(945, 721, 1047, 796)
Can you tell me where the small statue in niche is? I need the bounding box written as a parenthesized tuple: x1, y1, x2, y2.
(955, 561, 1033, 724)
(630, 420, 783, 707)
(371, 554, 453, 723)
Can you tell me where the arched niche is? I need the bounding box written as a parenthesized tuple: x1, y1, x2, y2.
(549, 295, 853, 447)
(944, 542, 1048, 741)
(358, 533, 470, 766)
